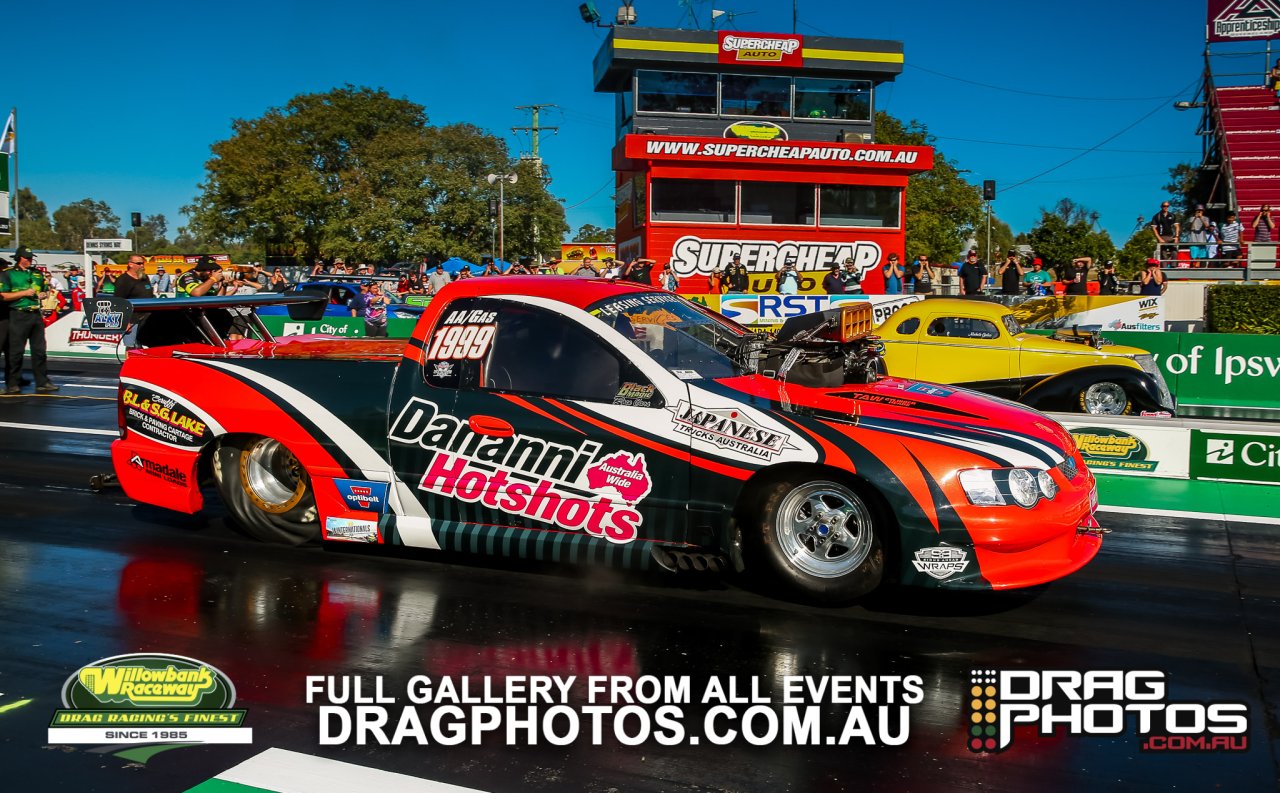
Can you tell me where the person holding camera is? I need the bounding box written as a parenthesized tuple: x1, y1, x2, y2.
(881, 253, 904, 295)
(1097, 262, 1120, 295)
(775, 258, 800, 294)
(176, 256, 225, 298)
(1064, 257, 1093, 295)
(998, 251, 1025, 296)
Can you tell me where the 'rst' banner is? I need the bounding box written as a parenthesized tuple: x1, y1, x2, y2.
(1207, 0, 1280, 42)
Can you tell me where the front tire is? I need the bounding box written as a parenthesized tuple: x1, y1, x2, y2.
(213, 436, 319, 544)
(750, 477, 884, 602)
(1079, 381, 1132, 415)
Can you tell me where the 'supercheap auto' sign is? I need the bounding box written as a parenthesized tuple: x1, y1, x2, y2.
(671, 236, 881, 278)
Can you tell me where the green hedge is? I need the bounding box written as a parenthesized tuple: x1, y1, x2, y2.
(1205, 285, 1280, 334)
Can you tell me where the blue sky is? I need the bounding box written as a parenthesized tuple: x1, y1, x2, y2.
(7, 0, 1225, 247)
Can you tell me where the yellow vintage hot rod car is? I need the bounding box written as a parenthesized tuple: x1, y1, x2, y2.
(876, 299, 1174, 416)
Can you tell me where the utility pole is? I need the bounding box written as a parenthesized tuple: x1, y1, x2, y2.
(512, 104, 559, 179)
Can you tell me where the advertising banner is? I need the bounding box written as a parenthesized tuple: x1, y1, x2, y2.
(560, 243, 617, 263)
(628, 135, 934, 170)
(718, 293, 923, 327)
(1012, 295, 1165, 333)
(615, 179, 633, 227)
(1059, 421, 1191, 479)
(718, 31, 804, 67)
(1190, 428, 1280, 484)
(1207, 0, 1280, 42)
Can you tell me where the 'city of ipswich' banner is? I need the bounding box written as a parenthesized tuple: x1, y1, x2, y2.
(1207, 0, 1280, 42)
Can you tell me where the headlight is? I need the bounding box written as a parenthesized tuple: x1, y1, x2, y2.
(958, 470, 1004, 506)
(959, 468, 1057, 508)
(1133, 354, 1175, 409)
(1008, 469, 1039, 507)
(1036, 470, 1058, 500)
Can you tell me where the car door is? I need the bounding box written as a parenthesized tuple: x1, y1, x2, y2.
(914, 313, 1018, 396)
(388, 295, 691, 558)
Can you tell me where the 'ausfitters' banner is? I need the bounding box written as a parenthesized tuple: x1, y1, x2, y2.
(1207, 0, 1280, 42)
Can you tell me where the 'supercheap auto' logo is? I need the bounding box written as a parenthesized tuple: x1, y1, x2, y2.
(966, 669, 1249, 753)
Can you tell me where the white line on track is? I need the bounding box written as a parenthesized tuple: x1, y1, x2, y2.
(214, 748, 490, 793)
(1099, 504, 1280, 526)
(0, 421, 115, 437)
(60, 384, 116, 390)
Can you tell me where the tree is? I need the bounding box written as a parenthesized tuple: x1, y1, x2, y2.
(1025, 201, 1117, 279)
(1117, 228, 1158, 279)
(975, 214, 1015, 264)
(132, 213, 170, 253)
(186, 85, 566, 264)
(53, 199, 120, 250)
(572, 223, 615, 243)
(874, 112, 983, 264)
(10, 187, 60, 250)
(1163, 162, 1215, 217)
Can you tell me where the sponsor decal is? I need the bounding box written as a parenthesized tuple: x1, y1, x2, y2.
(869, 295, 924, 325)
(718, 31, 803, 66)
(668, 401, 796, 460)
(49, 653, 251, 745)
(335, 478, 390, 513)
(88, 299, 124, 331)
(1070, 427, 1158, 472)
(1191, 430, 1280, 484)
(69, 328, 124, 347)
(389, 398, 651, 543)
(123, 386, 209, 447)
(724, 121, 788, 141)
(431, 361, 455, 379)
(636, 136, 927, 168)
(1140, 410, 1173, 418)
(671, 369, 701, 380)
(128, 453, 188, 486)
(1208, 0, 1280, 42)
(911, 545, 969, 580)
(613, 381, 656, 408)
(905, 382, 954, 398)
(325, 516, 380, 542)
(965, 668, 1248, 753)
(426, 311, 497, 360)
(670, 236, 881, 278)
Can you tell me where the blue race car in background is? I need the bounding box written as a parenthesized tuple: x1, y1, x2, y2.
(256, 279, 426, 320)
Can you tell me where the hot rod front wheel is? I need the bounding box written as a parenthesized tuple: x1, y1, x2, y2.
(1079, 381, 1132, 415)
(751, 477, 885, 602)
(213, 436, 319, 545)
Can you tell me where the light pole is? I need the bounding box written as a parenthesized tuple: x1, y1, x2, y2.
(486, 172, 518, 264)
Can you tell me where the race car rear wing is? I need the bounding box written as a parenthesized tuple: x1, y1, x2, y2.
(88, 292, 328, 349)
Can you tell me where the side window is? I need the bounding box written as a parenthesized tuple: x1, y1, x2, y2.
(926, 317, 1001, 340)
(896, 317, 920, 335)
(425, 298, 660, 406)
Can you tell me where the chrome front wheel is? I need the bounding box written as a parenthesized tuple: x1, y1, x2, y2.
(1081, 382, 1130, 415)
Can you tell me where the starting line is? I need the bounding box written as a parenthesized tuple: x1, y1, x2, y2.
(187, 748, 489, 793)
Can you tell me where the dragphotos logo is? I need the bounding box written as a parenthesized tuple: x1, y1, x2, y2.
(966, 669, 1249, 754)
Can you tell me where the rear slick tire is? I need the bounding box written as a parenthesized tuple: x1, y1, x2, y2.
(751, 477, 884, 603)
(214, 436, 319, 545)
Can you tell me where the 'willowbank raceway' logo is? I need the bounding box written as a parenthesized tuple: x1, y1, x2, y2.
(49, 654, 252, 744)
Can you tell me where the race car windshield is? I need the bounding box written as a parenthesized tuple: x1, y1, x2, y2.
(589, 293, 749, 380)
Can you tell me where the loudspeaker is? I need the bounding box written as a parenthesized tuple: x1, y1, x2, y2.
(982, 180, 996, 201)
(131, 212, 142, 228)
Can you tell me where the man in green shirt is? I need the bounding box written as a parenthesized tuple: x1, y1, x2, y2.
(1022, 258, 1055, 296)
(0, 246, 59, 393)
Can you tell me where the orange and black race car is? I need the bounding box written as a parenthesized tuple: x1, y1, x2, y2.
(107, 278, 1103, 602)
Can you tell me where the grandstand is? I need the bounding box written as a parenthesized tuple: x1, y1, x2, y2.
(1210, 82, 1280, 238)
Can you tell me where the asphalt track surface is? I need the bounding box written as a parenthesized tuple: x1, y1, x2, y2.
(0, 361, 1277, 793)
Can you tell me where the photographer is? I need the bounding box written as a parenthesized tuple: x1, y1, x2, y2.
(175, 256, 226, 298)
(1064, 257, 1094, 295)
(775, 257, 800, 295)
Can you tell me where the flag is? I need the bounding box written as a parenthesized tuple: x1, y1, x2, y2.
(0, 110, 13, 156)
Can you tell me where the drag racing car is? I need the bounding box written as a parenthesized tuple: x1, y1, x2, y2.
(107, 279, 1102, 602)
(876, 299, 1175, 416)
